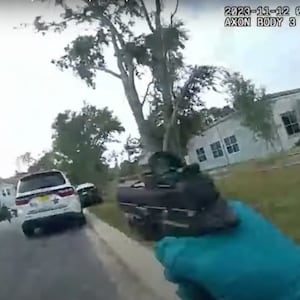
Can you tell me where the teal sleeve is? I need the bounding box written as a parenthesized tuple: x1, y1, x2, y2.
(155, 200, 300, 300)
(176, 282, 211, 300)
(164, 268, 214, 300)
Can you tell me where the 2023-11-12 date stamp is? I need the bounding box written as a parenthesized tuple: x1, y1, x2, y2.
(224, 6, 300, 27)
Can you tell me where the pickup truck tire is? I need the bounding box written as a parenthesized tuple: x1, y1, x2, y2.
(22, 223, 35, 238)
(78, 213, 87, 227)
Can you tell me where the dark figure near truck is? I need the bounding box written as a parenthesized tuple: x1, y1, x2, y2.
(0, 204, 11, 223)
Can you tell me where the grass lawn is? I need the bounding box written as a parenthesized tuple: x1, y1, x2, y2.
(92, 161, 300, 244)
(90, 177, 149, 243)
(90, 201, 132, 237)
(216, 164, 300, 243)
(90, 202, 154, 247)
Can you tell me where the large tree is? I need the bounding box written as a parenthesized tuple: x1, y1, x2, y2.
(28, 151, 56, 173)
(16, 152, 36, 172)
(224, 72, 277, 147)
(30, 103, 124, 185)
(32, 0, 225, 157)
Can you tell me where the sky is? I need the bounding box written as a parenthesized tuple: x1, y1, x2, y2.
(1, 0, 300, 177)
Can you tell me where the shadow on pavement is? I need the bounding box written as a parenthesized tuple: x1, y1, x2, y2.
(30, 221, 84, 239)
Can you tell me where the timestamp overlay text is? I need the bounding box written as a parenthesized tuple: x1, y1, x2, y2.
(224, 5, 300, 27)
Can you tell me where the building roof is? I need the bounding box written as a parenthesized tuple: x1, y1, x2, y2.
(197, 87, 300, 133)
(0, 181, 15, 186)
(265, 88, 300, 100)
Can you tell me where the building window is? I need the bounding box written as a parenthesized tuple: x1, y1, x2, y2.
(210, 141, 224, 158)
(224, 135, 240, 154)
(196, 147, 207, 162)
(6, 189, 10, 196)
(281, 111, 300, 136)
(2, 190, 6, 197)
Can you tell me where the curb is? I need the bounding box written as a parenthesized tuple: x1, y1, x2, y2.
(85, 210, 180, 300)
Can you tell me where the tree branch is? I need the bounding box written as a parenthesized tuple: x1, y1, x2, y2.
(108, 24, 128, 78)
(103, 17, 126, 48)
(170, 0, 179, 26)
(139, 0, 155, 32)
(178, 68, 198, 101)
(168, 69, 198, 129)
(98, 13, 134, 79)
(81, 0, 126, 48)
(155, 0, 162, 29)
(100, 67, 121, 79)
(142, 80, 154, 106)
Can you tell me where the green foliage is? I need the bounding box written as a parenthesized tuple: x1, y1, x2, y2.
(201, 105, 235, 125)
(52, 103, 124, 185)
(146, 65, 229, 155)
(117, 135, 142, 178)
(178, 111, 207, 154)
(16, 152, 36, 172)
(174, 66, 227, 154)
(124, 135, 142, 162)
(119, 160, 140, 178)
(54, 34, 108, 88)
(28, 151, 56, 173)
(132, 20, 188, 83)
(225, 72, 276, 146)
(30, 103, 124, 186)
(35, 0, 146, 87)
(32, 0, 226, 156)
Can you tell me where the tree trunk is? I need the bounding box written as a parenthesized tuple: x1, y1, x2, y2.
(122, 73, 160, 154)
(162, 122, 182, 157)
(154, 0, 181, 155)
(109, 26, 160, 154)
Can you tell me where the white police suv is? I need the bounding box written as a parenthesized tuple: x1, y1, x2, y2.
(16, 170, 85, 237)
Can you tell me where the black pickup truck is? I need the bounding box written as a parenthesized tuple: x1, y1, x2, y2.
(76, 183, 103, 208)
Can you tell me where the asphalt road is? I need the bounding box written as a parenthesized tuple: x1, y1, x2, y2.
(0, 218, 156, 300)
